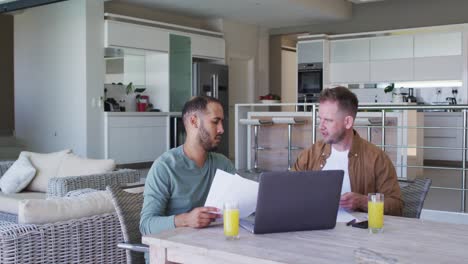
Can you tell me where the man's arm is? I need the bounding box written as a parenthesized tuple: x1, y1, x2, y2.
(140, 162, 176, 235)
(374, 153, 403, 216)
(140, 161, 222, 235)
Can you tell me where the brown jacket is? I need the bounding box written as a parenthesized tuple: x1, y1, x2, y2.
(293, 130, 403, 216)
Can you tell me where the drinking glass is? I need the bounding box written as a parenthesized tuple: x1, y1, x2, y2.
(368, 193, 384, 234)
(223, 201, 240, 240)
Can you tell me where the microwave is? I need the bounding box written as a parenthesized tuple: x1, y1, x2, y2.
(298, 63, 323, 96)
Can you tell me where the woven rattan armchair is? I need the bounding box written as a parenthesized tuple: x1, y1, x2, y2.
(0, 213, 126, 264)
(399, 178, 432, 218)
(107, 185, 148, 264)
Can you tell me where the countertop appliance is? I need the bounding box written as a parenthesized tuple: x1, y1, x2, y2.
(298, 62, 323, 111)
(170, 62, 229, 157)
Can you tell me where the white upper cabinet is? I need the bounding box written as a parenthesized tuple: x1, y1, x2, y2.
(370, 59, 413, 82)
(105, 20, 169, 52)
(298, 41, 323, 63)
(190, 34, 225, 59)
(105, 20, 225, 60)
(414, 32, 462, 57)
(330, 62, 370, 83)
(331, 39, 370, 62)
(414, 56, 463, 80)
(370, 35, 413, 60)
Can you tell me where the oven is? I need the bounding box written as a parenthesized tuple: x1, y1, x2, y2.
(297, 63, 323, 111)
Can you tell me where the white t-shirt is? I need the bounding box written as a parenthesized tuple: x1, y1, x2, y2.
(322, 146, 351, 194)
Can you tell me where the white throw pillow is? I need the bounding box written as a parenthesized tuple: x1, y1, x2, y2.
(0, 156, 37, 194)
(18, 190, 115, 224)
(20, 149, 72, 192)
(56, 153, 115, 177)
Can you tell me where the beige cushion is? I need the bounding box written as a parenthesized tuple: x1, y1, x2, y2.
(56, 153, 116, 177)
(0, 156, 36, 194)
(0, 191, 46, 214)
(18, 190, 115, 224)
(20, 149, 72, 192)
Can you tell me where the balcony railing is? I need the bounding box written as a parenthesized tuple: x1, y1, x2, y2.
(235, 103, 468, 213)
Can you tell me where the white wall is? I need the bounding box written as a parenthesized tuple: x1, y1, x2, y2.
(86, 0, 105, 158)
(146, 52, 170, 112)
(15, 0, 104, 157)
(221, 20, 269, 159)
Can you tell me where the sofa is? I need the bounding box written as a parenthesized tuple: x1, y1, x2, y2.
(0, 189, 132, 264)
(0, 150, 142, 222)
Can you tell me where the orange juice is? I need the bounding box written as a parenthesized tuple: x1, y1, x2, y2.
(223, 209, 239, 238)
(368, 201, 384, 231)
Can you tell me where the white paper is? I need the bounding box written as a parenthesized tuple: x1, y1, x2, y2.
(204, 169, 259, 218)
(336, 208, 357, 223)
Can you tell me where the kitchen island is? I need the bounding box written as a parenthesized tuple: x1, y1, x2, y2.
(235, 103, 423, 179)
(104, 112, 181, 164)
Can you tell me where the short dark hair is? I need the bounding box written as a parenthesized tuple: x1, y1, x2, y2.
(319, 86, 358, 118)
(182, 96, 222, 124)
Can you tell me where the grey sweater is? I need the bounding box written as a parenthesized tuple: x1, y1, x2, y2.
(140, 145, 235, 235)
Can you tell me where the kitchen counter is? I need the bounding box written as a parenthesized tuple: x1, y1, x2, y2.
(104, 111, 181, 117)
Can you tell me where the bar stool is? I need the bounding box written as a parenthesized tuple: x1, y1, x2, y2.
(239, 119, 273, 173)
(272, 117, 305, 170)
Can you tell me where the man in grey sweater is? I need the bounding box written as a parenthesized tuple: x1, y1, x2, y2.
(140, 96, 235, 236)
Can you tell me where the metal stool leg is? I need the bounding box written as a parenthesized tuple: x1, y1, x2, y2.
(287, 123, 293, 171)
(252, 124, 261, 172)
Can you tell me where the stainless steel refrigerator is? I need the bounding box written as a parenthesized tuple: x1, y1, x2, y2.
(192, 62, 229, 157)
(170, 62, 229, 157)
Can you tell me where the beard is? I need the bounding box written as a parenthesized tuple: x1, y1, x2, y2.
(198, 122, 221, 152)
(323, 128, 346, 145)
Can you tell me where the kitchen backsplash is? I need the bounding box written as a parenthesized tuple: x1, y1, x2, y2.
(351, 86, 462, 104)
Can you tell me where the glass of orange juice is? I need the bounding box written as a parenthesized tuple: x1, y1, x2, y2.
(368, 193, 384, 234)
(223, 201, 240, 240)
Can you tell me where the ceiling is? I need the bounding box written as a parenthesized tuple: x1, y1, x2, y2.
(110, 0, 363, 29)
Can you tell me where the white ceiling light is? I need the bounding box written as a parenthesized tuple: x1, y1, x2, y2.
(348, 0, 385, 4)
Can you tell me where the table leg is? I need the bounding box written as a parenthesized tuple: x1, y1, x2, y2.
(150, 245, 169, 264)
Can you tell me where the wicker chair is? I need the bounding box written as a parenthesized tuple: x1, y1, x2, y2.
(398, 178, 432, 218)
(107, 185, 148, 264)
(0, 213, 126, 264)
(0, 160, 141, 222)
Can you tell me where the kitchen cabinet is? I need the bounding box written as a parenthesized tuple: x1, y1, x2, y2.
(369, 35, 414, 82)
(414, 56, 463, 81)
(423, 112, 463, 161)
(191, 34, 225, 59)
(330, 61, 370, 83)
(169, 34, 192, 112)
(328, 30, 464, 83)
(330, 39, 370, 62)
(297, 41, 323, 63)
(104, 113, 169, 164)
(105, 20, 169, 52)
(414, 32, 462, 57)
(105, 19, 225, 60)
(330, 39, 370, 83)
(370, 35, 413, 60)
(370, 59, 413, 82)
(413, 32, 463, 81)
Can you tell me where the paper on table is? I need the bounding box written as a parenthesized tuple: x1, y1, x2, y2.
(336, 208, 357, 223)
(204, 169, 259, 218)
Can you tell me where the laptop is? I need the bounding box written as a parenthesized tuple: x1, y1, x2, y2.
(240, 170, 344, 234)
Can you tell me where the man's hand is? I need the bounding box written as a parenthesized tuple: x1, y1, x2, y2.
(175, 206, 221, 228)
(340, 192, 367, 211)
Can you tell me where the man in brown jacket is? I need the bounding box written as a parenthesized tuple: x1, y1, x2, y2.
(293, 87, 403, 216)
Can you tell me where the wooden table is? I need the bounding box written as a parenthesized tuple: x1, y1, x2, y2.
(142, 214, 468, 263)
